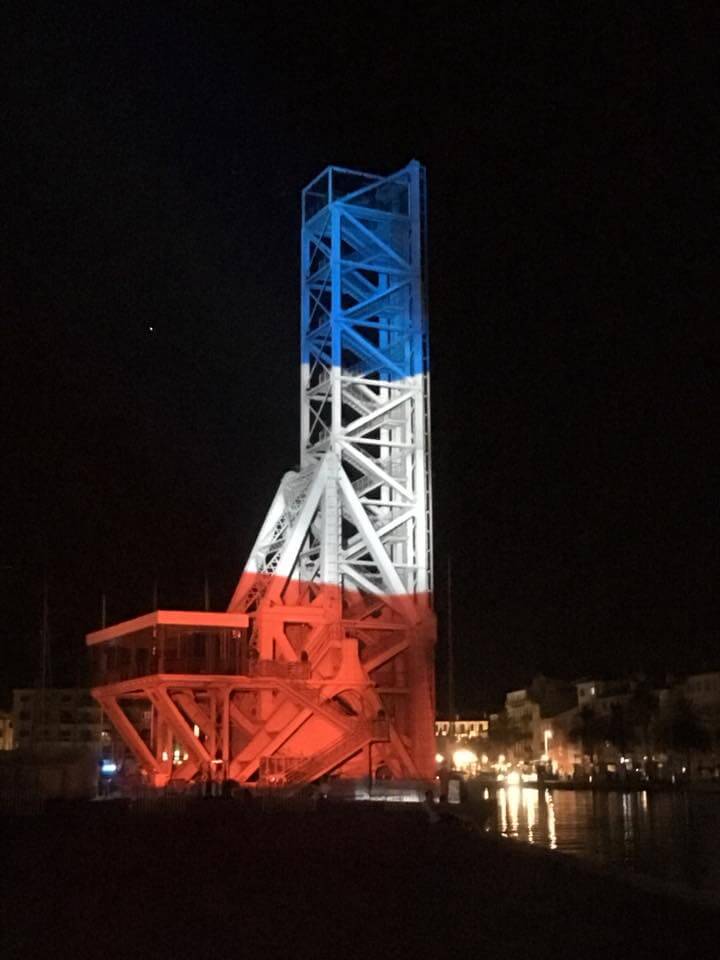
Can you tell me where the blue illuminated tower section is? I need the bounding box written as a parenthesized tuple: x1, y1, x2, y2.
(299, 161, 433, 606)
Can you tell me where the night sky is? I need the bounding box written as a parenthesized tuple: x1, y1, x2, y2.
(2, 5, 718, 710)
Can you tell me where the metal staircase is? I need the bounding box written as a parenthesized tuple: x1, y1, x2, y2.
(283, 723, 373, 786)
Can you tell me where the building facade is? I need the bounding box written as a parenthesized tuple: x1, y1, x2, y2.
(573, 676, 636, 717)
(492, 670, 720, 780)
(435, 718, 488, 741)
(0, 709, 13, 750)
(12, 688, 111, 756)
(683, 670, 720, 715)
(503, 675, 576, 760)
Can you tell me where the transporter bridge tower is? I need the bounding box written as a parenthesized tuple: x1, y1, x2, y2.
(87, 161, 436, 789)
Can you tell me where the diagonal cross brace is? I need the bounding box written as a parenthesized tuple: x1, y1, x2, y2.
(96, 693, 159, 774)
(149, 687, 211, 766)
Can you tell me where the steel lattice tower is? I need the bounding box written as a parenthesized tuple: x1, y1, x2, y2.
(88, 161, 435, 788)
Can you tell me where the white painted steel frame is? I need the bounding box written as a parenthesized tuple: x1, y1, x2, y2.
(232, 161, 433, 618)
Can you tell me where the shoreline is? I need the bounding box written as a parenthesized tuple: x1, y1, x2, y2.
(492, 829, 720, 915)
(474, 778, 720, 794)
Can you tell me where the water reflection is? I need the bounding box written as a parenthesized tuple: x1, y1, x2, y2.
(621, 792, 634, 856)
(508, 784, 520, 836)
(546, 791, 557, 850)
(525, 786, 536, 844)
(495, 785, 530, 840)
(497, 785, 507, 835)
(489, 786, 720, 897)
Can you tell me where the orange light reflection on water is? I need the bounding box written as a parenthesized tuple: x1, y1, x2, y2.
(496, 785, 557, 849)
(546, 789, 557, 850)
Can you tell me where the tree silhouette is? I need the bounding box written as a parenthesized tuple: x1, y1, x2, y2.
(606, 703, 628, 754)
(627, 683, 659, 753)
(570, 706, 606, 759)
(658, 695, 710, 773)
(488, 710, 525, 759)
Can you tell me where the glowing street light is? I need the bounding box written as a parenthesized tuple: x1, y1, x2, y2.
(452, 748, 477, 771)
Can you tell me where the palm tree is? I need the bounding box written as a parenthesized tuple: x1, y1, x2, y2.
(660, 695, 710, 777)
(569, 706, 606, 761)
(488, 710, 525, 761)
(626, 683, 659, 756)
(606, 702, 628, 755)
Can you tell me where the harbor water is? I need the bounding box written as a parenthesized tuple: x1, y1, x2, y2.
(487, 785, 720, 899)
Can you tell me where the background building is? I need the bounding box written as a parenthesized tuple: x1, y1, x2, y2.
(0, 709, 13, 750)
(683, 670, 720, 716)
(486, 669, 720, 781)
(12, 687, 109, 753)
(435, 718, 488, 741)
(503, 675, 576, 761)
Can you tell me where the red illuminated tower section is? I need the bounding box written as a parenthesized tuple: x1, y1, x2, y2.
(87, 161, 435, 789)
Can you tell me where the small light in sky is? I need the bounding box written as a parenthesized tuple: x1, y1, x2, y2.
(148, 325, 154, 332)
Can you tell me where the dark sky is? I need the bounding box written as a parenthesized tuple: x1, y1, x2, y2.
(2, 4, 718, 710)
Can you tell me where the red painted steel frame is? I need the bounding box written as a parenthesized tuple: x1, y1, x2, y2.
(88, 588, 435, 788)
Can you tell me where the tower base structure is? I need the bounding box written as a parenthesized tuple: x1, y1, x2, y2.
(87, 601, 435, 788)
